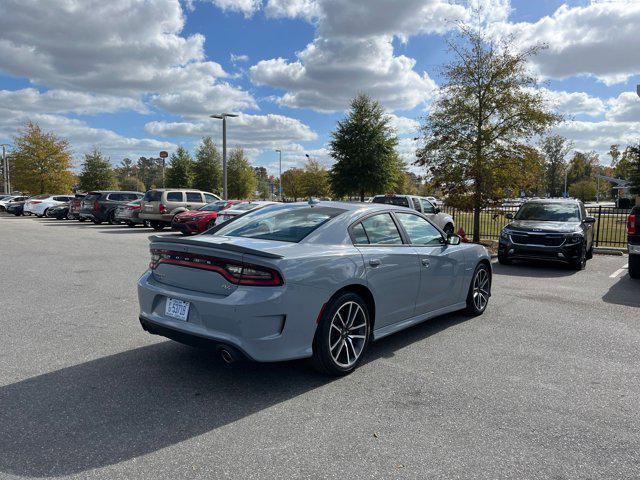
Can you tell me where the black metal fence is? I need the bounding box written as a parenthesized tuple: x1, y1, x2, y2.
(442, 205, 630, 248)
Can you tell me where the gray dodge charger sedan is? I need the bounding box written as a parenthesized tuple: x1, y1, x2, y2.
(138, 201, 492, 375)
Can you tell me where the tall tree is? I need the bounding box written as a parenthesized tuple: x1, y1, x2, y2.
(254, 166, 271, 200)
(165, 147, 194, 188)
(192, 136, 222, 193)
(227, 148, 256, 199)
(9, 121, 75, 194)
(626, 143, 640, 198)
(329, 94, 399, 201)
(119, 176, 146, 192)
(137, 156, 164, 190)
(114, 158, 137, 185)
(567, 151, 598, 185)
(78, 147, 116, 191)
(302, 158, 330, 198)
(541, 135, 573, 197)
(415, 27, 560, 241)
(281, 168, 306, 201)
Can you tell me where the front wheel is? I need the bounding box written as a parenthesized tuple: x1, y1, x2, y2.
(312, 293, 371, 376)
(629, 255, 640, 280)
(150, 221, 165, 231)
(497, 250, 511, 265)
(570, 243, 587, 270)
(465, 263, 491, 315)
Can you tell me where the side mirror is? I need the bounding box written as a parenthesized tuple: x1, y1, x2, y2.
(447, 234, 461, 246)
(434, 207, 441, 214)
(584, 216, 596, 224)
(505, 213, 513, 220)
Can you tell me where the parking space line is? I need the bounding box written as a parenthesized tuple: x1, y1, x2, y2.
(609, 264, 628, 278)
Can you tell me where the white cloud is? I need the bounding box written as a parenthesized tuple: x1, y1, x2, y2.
(151, 83, 257, 117)
(495, 1, 640, 84)
(265, 0, 320, 20)
(605, 92, 640, 122)
(387, 114, 420, 136)
(540, 88, 605, 117)
(202, 0, 262, 17)
(553, 120, 640, 160)
(0, 88, 146, 115)
(230, 53, 250, 63)
(145, 113, 317, 152)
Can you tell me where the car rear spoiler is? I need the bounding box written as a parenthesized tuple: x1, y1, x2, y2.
(149, 235, 284, 259)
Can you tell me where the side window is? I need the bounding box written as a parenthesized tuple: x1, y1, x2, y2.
(52, 196, 67, 202)
(420, 198, 435, 214)
(204, 193, 217, 203)
(166, 192, 183, 202)
(108, 193, 122, 202)
(351, 223, 370, 244)
(411, 197, 422, 212)
(360, 213, 403, 245)
(580, 202, 587, 219)
(395, 212, 443, 246)
(186, 192, 203, 203)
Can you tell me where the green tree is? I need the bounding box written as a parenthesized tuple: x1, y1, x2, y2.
(302, 158, 330, 198)
(227, 148, 256, 199)
(137, 156, 164, 190)
(165, 147, 194, 188)
(9, 121, 75, 194)
(512, 146, 545, 197)
(415, 27, 560, 241)
(567, 151, 598, 185)
(541, 135, 573, 197)
(254, 166, 271, 200)
(119, 176, 146, 192)
(329, 94, 399, 201)
(77, 148, 116, 192)
(281, 168, 305, 201)
(614, 145, 637, 181)
(626, 143, 640, 197)
(568, 179, 597, 202)
(114, 158, 137, 185)
(192, 136, 222, 193)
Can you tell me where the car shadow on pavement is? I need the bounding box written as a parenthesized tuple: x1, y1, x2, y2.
(492, 261, 579, 278)
(0, 312, 468, 477)
(602, 275, 640, 307)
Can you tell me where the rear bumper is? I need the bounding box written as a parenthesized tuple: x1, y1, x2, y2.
(629, 243, 640, 256)
(137, 270, 325, 362)
(140, 213, 173, 223)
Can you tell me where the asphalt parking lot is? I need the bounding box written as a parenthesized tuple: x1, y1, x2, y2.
(1, 215, 639, 480)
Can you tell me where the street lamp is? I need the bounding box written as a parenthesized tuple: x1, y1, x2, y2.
(1, 143, 9, 194)
(275, 149, 283, 201)
(564, 162, 571, 198)
(210, 113, 239, 199)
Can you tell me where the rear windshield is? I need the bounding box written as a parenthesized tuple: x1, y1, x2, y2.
(143, 190, 161, 202)
(229, 202, 258, 212)
(199, 201, 227, 212)
(515, 203, 581, 222)
(212, 205, 345, 243)
(372, 196, 410, 208)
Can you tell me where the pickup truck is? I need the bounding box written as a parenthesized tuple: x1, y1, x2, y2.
(628, 205, 639, 279)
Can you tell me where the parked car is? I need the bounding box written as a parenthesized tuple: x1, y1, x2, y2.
(171, 200, 243, 235)
(138, 201, 491, 375)
(23, 194, 74, 217)
(46, 203, 70, 220)
(139, 189, 221, 231)
(5, 197, 29, 216)
(371, 194, 455, 234)
(1, 195, 28, 213)
(628, 205, 639, 279)
(213, 201, 276, 226)
(426, 196, 441, 207)
(498, 198, 595, 270)
(68, 194, 86, 220)
(79, 191, 144, 224)
(114, 199, 150, 227)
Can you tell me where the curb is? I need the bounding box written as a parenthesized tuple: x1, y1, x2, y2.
(593, 247, 625, 256)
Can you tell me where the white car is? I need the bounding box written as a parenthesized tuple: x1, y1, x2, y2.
(214, 201, 278, 225)
(23, 194, 74, 217)
(426, 196, 441, 207)
(0, 195, 19, 211)
(371, 194, 455, 234)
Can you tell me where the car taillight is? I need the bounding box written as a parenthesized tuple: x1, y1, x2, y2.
(31, 200, 42, 204)
(629, 214, 637, 235)
(129, 205, 141, 210)
(159, 203, 167, 214)
(149, 249, 283, 286)
(93, 200, 100, 212)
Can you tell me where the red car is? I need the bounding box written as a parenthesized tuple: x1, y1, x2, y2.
(171, 200, 244, 235)
(68, 193, 86, 221)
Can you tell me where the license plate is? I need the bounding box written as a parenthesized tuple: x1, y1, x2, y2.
(165, 298, 190, 321)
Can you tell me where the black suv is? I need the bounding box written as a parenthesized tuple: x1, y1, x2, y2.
(80, 191, 144, 224)
(498, 198, 595, 270)
(628, 205, 639, 279)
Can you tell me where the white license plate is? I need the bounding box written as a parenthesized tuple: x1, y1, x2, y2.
(165, 298, 190, 321)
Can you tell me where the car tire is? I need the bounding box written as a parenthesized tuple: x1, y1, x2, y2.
(92, 219, 102, 225)
(13, 211, 21, 216)
(497, 251, 511, 265)
(78, 217, 86, 222)
(465, 263, 491, 316)
(126, 221, 135, 228)
(586, 243, 594, 260)
(143, 220, 151, 228)
(629, 255, 640, 280)
(150, 221, 165, 231)
(570, 243, 587, 270)
(443, 223, 454, 235)
(312, 292, 371, 376)
(207, 220, 216, 231)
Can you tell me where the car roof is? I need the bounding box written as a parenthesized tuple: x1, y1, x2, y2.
(522, 198, 581, 204)
(87, 190, 142, 194)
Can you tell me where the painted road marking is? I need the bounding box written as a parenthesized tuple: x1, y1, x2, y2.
(609, 264, 629, 278)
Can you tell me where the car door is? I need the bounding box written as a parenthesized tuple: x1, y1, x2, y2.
(186, 191, 204, 210)
(353, 212, 421, 328)
(394, 211, 465, 314)
(579, 201, 594, 248)
(419, 198, 443, 229)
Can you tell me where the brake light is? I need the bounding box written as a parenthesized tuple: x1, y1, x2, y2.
(628, 214, 637, 235)
(149, 249, 283, 286)
(31, 200, 42, 204)
(129, 204, 141, 210)
(159, 203, 167, 214)
(93, 200, 100, 212)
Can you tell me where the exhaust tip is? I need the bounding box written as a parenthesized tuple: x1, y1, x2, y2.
(219, 348, 235, 364)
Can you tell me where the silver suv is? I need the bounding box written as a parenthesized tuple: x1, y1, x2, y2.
(372, 194, 455, 234)
(140, 189, 221, 231)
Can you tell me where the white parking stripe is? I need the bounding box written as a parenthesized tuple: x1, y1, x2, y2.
(609, 264, 629, 278)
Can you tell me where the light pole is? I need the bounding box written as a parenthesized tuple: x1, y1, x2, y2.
(564, 162, 571, 198)
(1, 144, 9, 194)
(275, 149, 282, 201)
(210, 113, 238, 199)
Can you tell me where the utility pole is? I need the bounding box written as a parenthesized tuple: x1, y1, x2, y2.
(275, 149, 282, 202)
(211, 113, 239, 199)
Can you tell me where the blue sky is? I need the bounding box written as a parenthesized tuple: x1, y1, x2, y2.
(0, 0, 639, 175)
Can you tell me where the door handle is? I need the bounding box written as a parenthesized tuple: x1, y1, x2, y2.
(421, 258, 430, 267)
(369, 258, 381, 267)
